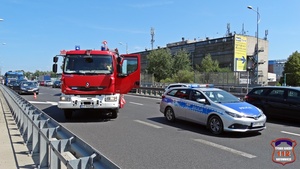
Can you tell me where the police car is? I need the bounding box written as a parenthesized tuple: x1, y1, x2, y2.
(159, 84, 266, 135)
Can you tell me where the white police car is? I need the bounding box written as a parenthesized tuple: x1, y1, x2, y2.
(159, 85, 266, 135)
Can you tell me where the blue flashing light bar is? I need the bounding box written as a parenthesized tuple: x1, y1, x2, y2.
(188, 84, 214, 88)
(75, 45, 80, 50)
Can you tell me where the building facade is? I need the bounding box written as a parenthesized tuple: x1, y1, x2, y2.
(135, 34, 269, 85)
(268, 59, 286, 81)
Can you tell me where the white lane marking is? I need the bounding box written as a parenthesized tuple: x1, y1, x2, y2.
(134, 120, 162, 129)
(193, 138, 256, 159)
(29, 101, 57, 105)
(46, 101, 58, 105)
(281, 131, 300, 137)
(129, 102, 143, 106)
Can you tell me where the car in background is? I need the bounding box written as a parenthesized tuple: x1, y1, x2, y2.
(244, 86, 300, 121)
(39, 81, 45, 86)
(160, 85, 266, 135)
(52, 80, 61, 88)
(44, 80, 53, 87)
(7, 80, 18, 89)
(13, 81, 39, 95)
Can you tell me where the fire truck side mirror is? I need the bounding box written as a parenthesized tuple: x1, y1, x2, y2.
(52, 64, 58, 73)
(117, 56, 122, 64)
(117, 56, 123, 73)
(117, 64, 122, 73)
(53, 56, 58, 63)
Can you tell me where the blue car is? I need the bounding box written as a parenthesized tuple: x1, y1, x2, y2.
(160, 85, 266, 135)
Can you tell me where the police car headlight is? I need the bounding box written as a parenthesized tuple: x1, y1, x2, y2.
(105, 96, 118, 102)
(225, 111, 244, 118)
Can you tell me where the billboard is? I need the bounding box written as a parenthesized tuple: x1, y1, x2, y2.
(234, 35, 247, 71)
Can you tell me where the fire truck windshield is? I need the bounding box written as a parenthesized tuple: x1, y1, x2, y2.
(64, 55, 113, 74)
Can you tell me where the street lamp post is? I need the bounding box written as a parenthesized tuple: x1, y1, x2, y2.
(0, 19, 4, 76)
(247, 6, 260, 84)
(119, 42, 128, 54)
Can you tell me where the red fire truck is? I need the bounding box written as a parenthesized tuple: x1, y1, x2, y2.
(52, 44, 140, 119)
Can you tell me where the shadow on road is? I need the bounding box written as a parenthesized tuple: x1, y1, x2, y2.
(266, 117, 300, 128)
(147, 116, 262, 138)
(42, 106, 114, 123)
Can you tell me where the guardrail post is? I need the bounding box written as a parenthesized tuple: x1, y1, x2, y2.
(26, 109, 35, 149)
(32, 116, 41, 157)
(38, 120, 50, 168)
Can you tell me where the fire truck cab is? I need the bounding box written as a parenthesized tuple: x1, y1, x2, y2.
(52, 45, 140, 119)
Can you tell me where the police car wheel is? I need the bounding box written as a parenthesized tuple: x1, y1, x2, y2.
(208, 115, 223, 135)
(165, 107, 175, 122)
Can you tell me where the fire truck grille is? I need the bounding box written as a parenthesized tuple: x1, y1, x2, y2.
(70, 86, 106, 91)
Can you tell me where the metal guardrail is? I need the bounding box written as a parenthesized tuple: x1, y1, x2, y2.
(0, 85, 120, 169)
(132, 84, 253, 99)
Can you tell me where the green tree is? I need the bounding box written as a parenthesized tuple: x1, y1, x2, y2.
(172, 69, 194, 83)
(146, 48, 173, 82)
(196, 53, 220, 72)
(280, 51, 300, 86)
(172, 49, 192, 74)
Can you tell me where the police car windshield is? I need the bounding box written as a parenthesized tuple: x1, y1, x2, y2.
(203, 90, 240, 103)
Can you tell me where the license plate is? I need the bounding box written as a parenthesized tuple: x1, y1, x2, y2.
(80, 105, 94, 108)
(252, 122, 264, 127)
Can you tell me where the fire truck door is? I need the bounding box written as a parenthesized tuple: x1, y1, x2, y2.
(115, 54, 141, 94)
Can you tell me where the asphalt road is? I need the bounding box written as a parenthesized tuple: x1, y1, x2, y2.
(20, 86, 300, 169)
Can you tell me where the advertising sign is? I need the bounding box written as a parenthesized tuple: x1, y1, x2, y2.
(234, 35, 247, 71)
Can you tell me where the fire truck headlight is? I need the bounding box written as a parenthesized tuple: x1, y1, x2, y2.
(105, 96, 118, 102)
(60, 96, 70, 101)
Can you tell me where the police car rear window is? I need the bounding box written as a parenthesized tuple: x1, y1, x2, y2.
(167, 89, 189, 99)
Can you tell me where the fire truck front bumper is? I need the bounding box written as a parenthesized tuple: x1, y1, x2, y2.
(57, 95, 120, 109)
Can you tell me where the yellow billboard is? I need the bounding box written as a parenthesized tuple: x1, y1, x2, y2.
(234, 35, 247, 71)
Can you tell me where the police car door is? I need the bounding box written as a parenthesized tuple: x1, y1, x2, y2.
(184, 89, 207, 125)
(172, 89, 190, 120)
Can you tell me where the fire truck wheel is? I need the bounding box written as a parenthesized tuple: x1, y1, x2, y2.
(64, 110, 73, 119)
(111, 109, 118, 119)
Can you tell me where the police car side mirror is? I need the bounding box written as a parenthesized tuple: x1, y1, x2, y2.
(197, 98, 207, 104)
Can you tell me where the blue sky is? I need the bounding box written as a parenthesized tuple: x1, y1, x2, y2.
(0, 0, 299, 74)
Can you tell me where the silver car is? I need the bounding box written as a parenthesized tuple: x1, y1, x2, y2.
(160, 86, 266, 135)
